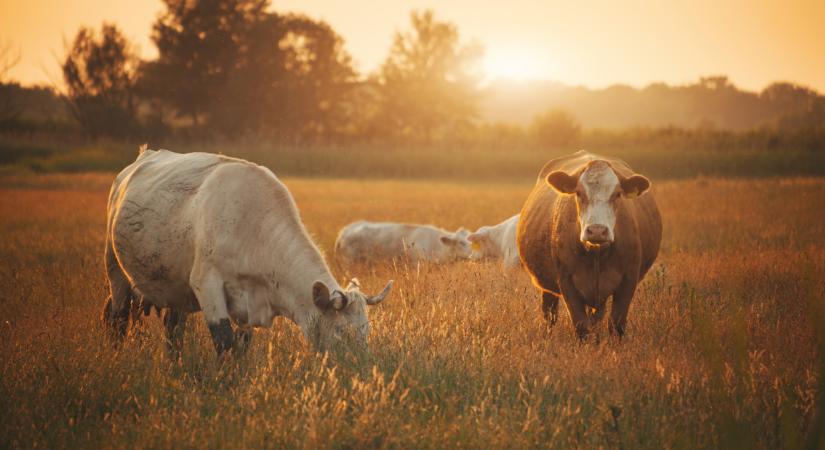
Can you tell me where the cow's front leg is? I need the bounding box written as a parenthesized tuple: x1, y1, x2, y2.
(190, 266, 235, 356)
(541, 291, 560, 326)
(609, 276, 637, 338)
(163, 308, 188, 357)
(234, 327, 252, 355)
(559, 275, 591, 341)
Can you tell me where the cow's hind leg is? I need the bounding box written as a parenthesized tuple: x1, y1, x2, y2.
(541, 291, 560, 326)
(190, 266, 235, 356)
(103, 238, 132, 338)
(163, 308, 188, 357)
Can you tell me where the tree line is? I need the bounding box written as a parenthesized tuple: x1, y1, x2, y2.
(56, 2, 488, 144)
(1, 0, 824, 151)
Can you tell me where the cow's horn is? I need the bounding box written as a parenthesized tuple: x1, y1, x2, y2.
(366, 280, 393, 305)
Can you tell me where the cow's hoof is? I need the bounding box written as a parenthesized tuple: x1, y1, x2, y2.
(234, 328, 252, 355)
(208, 319, 235, 356)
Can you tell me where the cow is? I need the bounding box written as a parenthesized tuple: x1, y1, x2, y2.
(517, 150, 662, 340)
(335, 221, 471, 263)
(102, 148, 393, 356)
(467, 214, 521, 269)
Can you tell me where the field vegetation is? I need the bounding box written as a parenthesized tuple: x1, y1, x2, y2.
(1, 173, 824, 448)
(3, 137, 825, 181)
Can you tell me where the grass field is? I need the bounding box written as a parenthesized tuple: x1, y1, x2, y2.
(1, 172, 825, 448)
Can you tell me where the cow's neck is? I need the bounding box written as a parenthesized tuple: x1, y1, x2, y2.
(275, 260, 338, 333)
(259, 218, 341, 336)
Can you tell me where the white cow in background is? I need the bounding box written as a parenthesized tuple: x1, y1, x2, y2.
(467, 214, 521, 268)
(103, 148, 392, 356)
(335, 221, 471, 263)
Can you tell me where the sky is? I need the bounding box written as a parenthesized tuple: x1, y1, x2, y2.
(1, 0, 824, 92)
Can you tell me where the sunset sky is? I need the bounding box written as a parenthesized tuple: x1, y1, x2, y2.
(1, 0, 824, 92)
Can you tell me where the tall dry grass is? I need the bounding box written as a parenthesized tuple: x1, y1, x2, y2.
(1, 174, 824, 448)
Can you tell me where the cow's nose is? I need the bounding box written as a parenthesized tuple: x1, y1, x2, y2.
(584, 224, 611, 243)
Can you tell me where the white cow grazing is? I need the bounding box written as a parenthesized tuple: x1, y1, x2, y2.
(467, 214, 521, 268)
(103, 148, 392, 355)
(335, 221, 471, 263)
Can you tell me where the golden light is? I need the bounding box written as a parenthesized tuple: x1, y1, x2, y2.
(483, 48, 548, 81)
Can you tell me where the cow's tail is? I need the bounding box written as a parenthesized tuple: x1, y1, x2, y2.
(138, 143, 149, 155)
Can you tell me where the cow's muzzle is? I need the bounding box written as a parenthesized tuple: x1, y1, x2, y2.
(583, 224, 613, 247)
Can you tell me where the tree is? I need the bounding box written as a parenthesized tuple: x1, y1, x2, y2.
(146, 0, 356, 139)
(149, 0, 268, 129)
(376, 10, 482, 141)
(0, 39, 21, 82)
(214, 12, 356, 139)
(529, 109, 581, 149)
(62, 24, 139, 137)
(275, 14, 356, 140)
(761, 82, 825, 130)
(0, 39, 23, 124)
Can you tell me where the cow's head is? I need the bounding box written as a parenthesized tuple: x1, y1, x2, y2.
(311, 278, 393, 350)
(467, 227, 496, 260)
(439, 228, 472, 260)
(546, 160, 650, 247)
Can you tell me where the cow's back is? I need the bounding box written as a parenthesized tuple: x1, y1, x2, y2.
(335, 222, 452, 262)
(337, 222, 413, 260)
(107, 151, 246, 307)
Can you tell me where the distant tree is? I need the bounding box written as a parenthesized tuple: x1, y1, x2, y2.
(760, 82, 825, 129)
(529, 109, 581, 149)
(0, 39, 23, 124)
(275, 15, 356, 140)
(215, 12, 356, 139)
(149, 0, 268, 129)
(0, 39, 21, 82)
(146, 0, 356, 139)
(376, 9, 483, 141)
(61, 24, 139, 137)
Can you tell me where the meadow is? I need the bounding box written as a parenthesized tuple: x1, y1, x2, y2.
(1, 170, 824, 449)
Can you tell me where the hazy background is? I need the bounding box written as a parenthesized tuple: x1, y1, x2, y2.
(1, 0, 824, 179)
(3, 0, 825, 91)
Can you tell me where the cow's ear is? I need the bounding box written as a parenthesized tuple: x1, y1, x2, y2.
(546, 171, 578, 194)
(440, 235, 457, 246)
(621, 175, 651, 198)
(313, 281, 332, 310)
(331, 291, 348, 311)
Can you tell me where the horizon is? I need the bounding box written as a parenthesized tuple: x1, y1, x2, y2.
(1, 0, 824, 93)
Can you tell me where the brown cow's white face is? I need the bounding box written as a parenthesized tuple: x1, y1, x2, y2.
(576, 162, 620, 245)
(546, 160, 650, 248)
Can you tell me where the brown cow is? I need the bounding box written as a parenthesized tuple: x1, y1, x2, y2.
(517, 151, 662, 339)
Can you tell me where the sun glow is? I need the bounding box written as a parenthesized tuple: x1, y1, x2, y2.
(483, 49, 548, 81)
